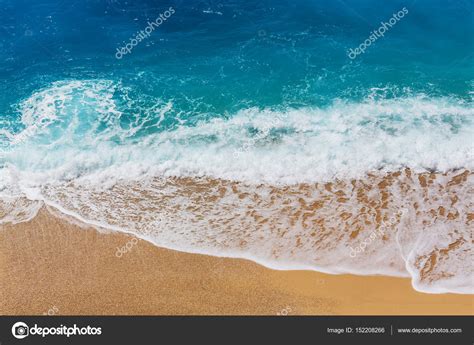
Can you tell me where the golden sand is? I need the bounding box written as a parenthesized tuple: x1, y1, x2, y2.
(31, 169, 472, 291)
(0, 208, 472, 315)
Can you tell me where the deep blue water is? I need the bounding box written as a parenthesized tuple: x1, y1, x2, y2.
(1, 0, 472, 120)
(0, 0, 473, 182)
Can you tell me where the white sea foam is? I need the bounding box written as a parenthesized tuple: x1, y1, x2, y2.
(1, 80, 473, 294)
(1, 80, 473, 185)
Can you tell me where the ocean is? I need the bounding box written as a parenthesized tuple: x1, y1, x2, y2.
(0, 0, 473, 294)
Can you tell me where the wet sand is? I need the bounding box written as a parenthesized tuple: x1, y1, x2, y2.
(0, 208, 472, 315)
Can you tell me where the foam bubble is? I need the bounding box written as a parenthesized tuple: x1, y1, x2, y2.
(33, 170, 472, 294)
(1, 80, 473, 294)
(2, 80, 473, 189)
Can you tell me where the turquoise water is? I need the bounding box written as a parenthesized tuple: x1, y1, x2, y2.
(1, 0, 472, 182)
(0, 0, 473, 293)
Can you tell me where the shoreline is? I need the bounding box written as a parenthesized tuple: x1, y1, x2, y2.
(3, 168, 472, 294)
(1, 208, 472, 315)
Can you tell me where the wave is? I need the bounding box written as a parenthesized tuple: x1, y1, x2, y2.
(1, 80, 473, 186)
(0, 80, 473, 294)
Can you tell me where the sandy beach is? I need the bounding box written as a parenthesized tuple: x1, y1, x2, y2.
(1, 208, 472, 316)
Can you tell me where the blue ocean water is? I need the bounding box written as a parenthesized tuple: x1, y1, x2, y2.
(1, 0, 473, 181)
(1, 0, 473, 126)
(0, 1, 473, 293)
